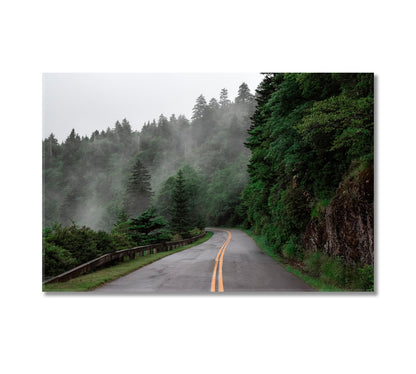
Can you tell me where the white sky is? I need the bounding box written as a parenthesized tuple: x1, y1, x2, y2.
(43, 73, 263, 142)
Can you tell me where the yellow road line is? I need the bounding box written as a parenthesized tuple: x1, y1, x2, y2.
(210, 230, 231, 292)
(210, 243, 224, 292)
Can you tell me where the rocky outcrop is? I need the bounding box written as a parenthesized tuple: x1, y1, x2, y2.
(303, 165, 374, 265)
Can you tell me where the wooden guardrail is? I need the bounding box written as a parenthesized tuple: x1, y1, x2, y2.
(43, 232, 206, 285)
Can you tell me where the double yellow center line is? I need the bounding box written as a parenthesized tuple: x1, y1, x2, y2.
(210, 230, 232, 292)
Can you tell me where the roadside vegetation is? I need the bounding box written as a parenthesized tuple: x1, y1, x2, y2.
(43, 74, 374, 291)
(43, 83, 255, 282)
(240, 73, 374, 292)
(43, 231, 213, 292)
(243, 228, 373, 292)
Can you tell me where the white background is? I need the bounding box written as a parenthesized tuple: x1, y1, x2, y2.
(1, 1, 415, 373)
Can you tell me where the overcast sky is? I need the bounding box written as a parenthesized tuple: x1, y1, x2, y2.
(43, 73, 264, 142)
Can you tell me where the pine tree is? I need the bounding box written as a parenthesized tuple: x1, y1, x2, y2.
(208, 97, 220, 110)
(128, 208, 166, 244)
(123, 159, 152, 217)
(219, 88, 231, 107)
(235, 82, 255, 113)
(118, 118, 133, 142)
(191, 94, 208, 121)
(43, 133, 60, 169)
(170, 169, 192, 236)
(62, 128, 81, 167)
(235, 82, 251, 102)
(191, 94, 210, 146)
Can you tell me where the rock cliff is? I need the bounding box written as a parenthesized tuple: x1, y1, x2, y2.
(303, 165, 374, 265)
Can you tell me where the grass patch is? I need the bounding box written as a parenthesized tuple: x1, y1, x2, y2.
(43, 231, 213, 292)
(241, 228, 344, 292)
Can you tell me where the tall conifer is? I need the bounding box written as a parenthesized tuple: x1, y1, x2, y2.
(123, 159, 152, 217)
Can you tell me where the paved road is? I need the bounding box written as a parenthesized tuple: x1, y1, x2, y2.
(92, 228, 315, 293)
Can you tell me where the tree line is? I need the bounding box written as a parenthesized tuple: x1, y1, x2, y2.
(43, 83, 255, 277)
(241, 73, 374, 290)
(43, 75, 374, 290)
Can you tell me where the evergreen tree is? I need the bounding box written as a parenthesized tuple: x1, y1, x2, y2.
(242, 73, 374, 255)
(235, 82, 255, 114)
(219, 88, 231, 107)
(62, 128, 81, 167)
(157, 114, 170, 138)
(43, 133, 60, 169)
(115, 209, 129, 226)
(191, 94, 208, 121)
(119, 118, 133, 142)
(177, 114, 190, 130)
(208, 97, 220, 111)
(91, 129, 100, 141)
(128, 208, 167, 245)
(170, 169, 192, 236)
(191, 94, 210, 146)
(123, 158, 152, 217)
(235, 82, 254, 104)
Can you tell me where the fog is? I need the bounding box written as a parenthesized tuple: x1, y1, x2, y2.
(43, 73, 263, 142)
(43, 74, 262, 231)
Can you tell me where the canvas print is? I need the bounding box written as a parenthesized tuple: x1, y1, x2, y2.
(42, 73, 374, 293)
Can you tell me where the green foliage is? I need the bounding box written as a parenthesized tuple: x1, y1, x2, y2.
(43, 120, 141, 231)
(43, 223, 122, 277)
(358, 265, 374, 292)
(303, 251, 374, 291)
(303, 252, 323, 277)
(281, 238, 303, 262)
(241, 73, 374, 270)
(43, 240, 77, 278)
(123, 158, 152, 217)
(127, 208, 167, 245)
(311, 198, 331, 218)
(171, 233, 183, 241)
(298, 94, 374, 168)
(170, 169, 192, 236)
(111, 232, 135, 250)
(189, 227, 203, 237)
(43, 81, 257, 232)
(155, 165, 207, 235)
(43, 232, 214, 292)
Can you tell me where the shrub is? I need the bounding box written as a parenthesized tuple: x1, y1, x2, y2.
(111, 232, 135, 250)
(320, 256, 346, 287)
(304, 251, 324, 277)
(94, 230, 116, 254)
(44, 223, 99, 264)
(358, 265, 374, 291)
(189, 227, 202, 237)
(303, 250, 374, 291)
(43, 240, 77, 278)
(346, 265, 374, 291)
(171, 233, 183, 241)
(281, 238, 304, 261)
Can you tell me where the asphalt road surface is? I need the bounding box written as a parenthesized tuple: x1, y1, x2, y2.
(92, 228, 315, 293)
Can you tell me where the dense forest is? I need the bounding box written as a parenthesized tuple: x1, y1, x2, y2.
(43, 74, 374, 290)
(242, 73, 374, 290)
(43, 83, 255, 277)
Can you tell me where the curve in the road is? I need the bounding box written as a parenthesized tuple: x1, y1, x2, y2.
(210, 229, 231, 293)
(92, 228, 315, 293)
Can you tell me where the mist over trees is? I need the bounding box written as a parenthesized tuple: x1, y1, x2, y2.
(43, 74, 374, 290)
(43, 82, 255, 234)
